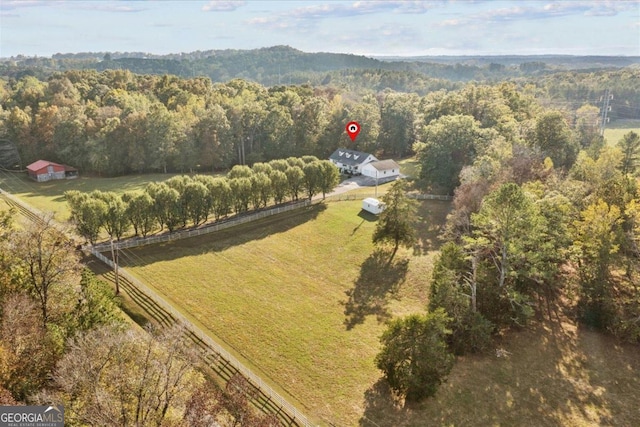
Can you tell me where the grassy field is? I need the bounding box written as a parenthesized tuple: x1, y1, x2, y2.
(114, 198, 449, 426)
(111, 196, 640, 426)
(0, 169, 183, 221)
(603, 119, 640, 146)
(361, 316, 640, 426)
(5, 165, 640, 425)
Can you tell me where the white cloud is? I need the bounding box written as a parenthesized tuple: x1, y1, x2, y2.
(437, 1, 639, 28)
(249, 0, 440, 32)
(440, 18, 461, 26)
(202, 1, 246, 12)
(1, 1, 145, 13)
(0, 0, 46, 11)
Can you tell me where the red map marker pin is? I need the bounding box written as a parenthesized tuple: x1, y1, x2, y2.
(346, 121, 361, 142)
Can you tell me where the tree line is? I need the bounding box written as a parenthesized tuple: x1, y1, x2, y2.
(2, 66, 637, 177)
(9, 46, 631, 87)
(0, 70, 424, 174)
(66, 157, 339, 243)
(372, 127, 640, 400)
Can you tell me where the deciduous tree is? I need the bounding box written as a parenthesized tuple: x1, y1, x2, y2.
(375, 309, 454, 401)
(13, 218, 80, 327)
(53, 325, 200, 427)
(372, 180, 417, 263)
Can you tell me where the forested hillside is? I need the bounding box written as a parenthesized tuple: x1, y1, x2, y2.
(1, 63, 639, 176)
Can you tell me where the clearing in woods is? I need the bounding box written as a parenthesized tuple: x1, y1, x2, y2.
(603, 119, 640, 146)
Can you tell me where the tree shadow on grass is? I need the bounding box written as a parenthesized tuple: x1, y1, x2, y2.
(359, 379, 407, 427)
(112, 203, 327, 266)
(343, 249, 409, 330)
(351, 210, 378, 236)
(358, 319, 640, 427)
(412, 200, 452, 255)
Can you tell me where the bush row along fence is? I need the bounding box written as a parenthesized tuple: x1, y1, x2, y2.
(92, 199, 312, 252)
(90, 249, 313, 426)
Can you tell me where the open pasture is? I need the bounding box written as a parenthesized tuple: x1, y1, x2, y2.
(0, 169, 183, 221)
(603, 119, 640, 146)
(114, 198, 450, 425)
(114, 196, 640, 426)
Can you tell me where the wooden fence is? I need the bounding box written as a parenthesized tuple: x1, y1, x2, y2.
(91, 249, 314, 426)
(92, 200, 312, 252)
(324, 192, 452, 202)
(408, 193, 453, 201)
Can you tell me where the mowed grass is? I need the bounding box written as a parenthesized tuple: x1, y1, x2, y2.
(0, 170, 187, 221)
(361, 317, 640, 427)
(604, 119, 640, 146)
(116, 198, 450, 425)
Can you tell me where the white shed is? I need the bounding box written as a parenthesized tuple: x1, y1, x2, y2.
(362, 197, 385, 215)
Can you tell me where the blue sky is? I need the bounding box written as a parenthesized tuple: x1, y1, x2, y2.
(1, 0, 639, 58)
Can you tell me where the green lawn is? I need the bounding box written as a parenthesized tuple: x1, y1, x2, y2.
(7, 170, 640, 426)
(603, 119, 640, 146)
(0, 170, 183, 222)
(115, 198, 450, 426)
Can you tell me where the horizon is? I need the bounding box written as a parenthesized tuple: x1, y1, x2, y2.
(5, 45, 640, 61)
(1, 1, 639, 58)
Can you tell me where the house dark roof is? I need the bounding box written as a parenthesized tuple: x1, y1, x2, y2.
(366, 159, 400, 172)
(329, 148, 377, 167)
(26, 160, 63, 173)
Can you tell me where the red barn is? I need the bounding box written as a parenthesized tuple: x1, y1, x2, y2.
(26, 160, 67, 182)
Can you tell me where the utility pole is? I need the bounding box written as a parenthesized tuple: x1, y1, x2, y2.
(375, 169, 378, 197)
(110, 238, 120, 295)
(600, 89, 613, 136)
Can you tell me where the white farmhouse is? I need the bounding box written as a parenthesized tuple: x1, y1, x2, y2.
(329, 148, 377, 175)
(361, 159, 401, 182)
(362, 197, 385, 215)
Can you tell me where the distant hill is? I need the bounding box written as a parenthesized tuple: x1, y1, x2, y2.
(374, 54, 640, 69)
(2, 45, 639, 86)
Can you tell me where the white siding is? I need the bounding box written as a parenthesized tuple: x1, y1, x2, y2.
(361, 163, 400, 179)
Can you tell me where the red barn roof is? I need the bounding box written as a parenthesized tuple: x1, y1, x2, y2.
(26, 160, 64, 173)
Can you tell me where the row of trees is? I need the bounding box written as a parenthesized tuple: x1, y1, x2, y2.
(373, 129, 640, 401)
(0, 208, 283, 425)
(66, 157, 339, 243)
